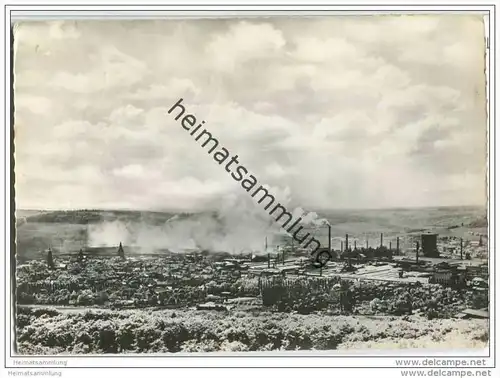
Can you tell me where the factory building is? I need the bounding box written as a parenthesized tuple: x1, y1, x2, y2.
(421, 232, 439, 257)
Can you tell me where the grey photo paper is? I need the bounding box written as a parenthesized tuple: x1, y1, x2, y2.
(12, 15, 489, 356)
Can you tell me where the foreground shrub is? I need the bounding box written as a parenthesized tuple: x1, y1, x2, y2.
(16, 308, 489, 354)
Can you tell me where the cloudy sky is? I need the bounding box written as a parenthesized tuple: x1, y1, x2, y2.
(13, 16, 487, 211)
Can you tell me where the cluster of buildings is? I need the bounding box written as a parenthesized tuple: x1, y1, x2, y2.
(19, 229, 488, 310)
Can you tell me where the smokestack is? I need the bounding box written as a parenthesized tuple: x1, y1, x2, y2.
(366, 239, 368, 249)
(268, 253, 270, 268)
(354, 240, 357, 250)
(47, 247, 54, 269)
(416, 241, 420, 263)
(389, 241, 392, 250)
(341, 241, 343, 252)
(380, 233, 383, 247)
(345, 234, 349, 251)
(396, 237, 400, 254)
(265, 237, 268, 252)
(460, 238, 463, 260)
(328, 224, 331, 255)
(283, 251, 285, 265)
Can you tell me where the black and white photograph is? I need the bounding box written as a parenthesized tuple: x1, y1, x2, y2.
(11, 13, 490, 358)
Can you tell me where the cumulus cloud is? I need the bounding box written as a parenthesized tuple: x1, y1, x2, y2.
(13, 16, 487, 211)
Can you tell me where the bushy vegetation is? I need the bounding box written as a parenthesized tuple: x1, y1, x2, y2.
(16, 307, 488, 354)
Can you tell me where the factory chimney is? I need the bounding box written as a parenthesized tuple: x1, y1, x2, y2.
(328, 224, 332, 256)
(380, 233, 384, 248)
(345, 234, 349, 251)
(266, 237, 270, 268)
(396, 237, 400, 255)
(460, 238, 463, 260)
(416, 241, 420, 263)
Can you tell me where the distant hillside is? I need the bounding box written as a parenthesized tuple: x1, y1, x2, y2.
(469, 216, 488, 228)
(24, 210, 102, 224)
(22, 209, 182, 225)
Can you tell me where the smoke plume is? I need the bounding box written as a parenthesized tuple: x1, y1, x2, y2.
(86, 192, 286, 254)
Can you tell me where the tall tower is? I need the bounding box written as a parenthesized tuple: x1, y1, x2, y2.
(118, 242, 125, 260)
(47, 247, 54, 269)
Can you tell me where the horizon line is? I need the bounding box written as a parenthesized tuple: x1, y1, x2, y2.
(16, 203, 487, 213)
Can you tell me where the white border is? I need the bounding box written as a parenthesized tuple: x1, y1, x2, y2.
(1, 1, 497, 373)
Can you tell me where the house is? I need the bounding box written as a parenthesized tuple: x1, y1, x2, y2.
(430, 270, 453, 285)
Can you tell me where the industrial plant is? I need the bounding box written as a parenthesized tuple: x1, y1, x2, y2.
(16, 226, 488, 318)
